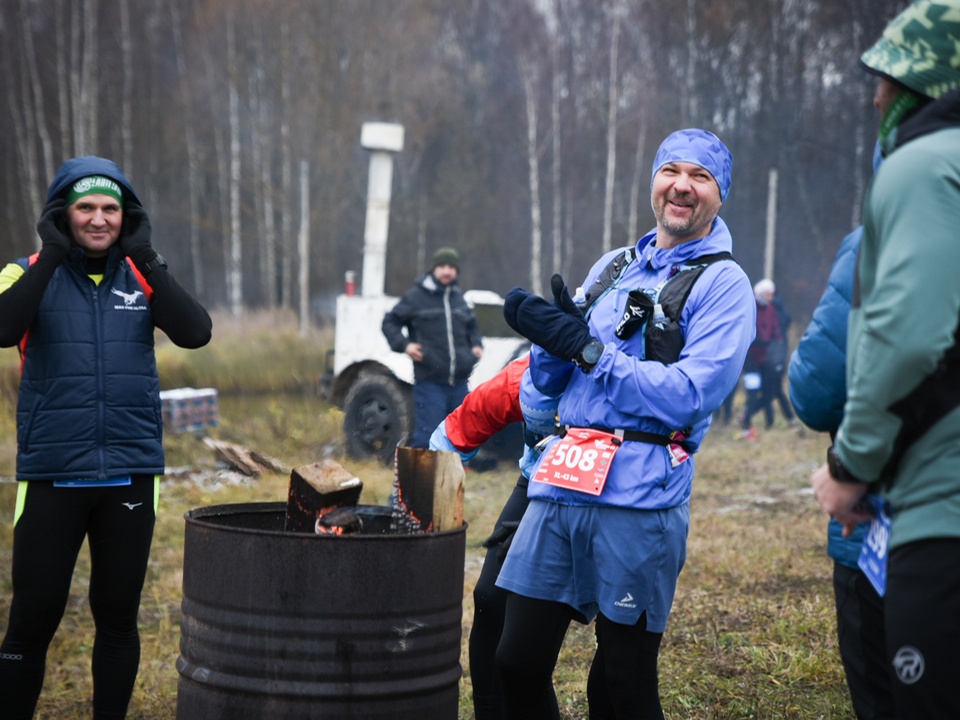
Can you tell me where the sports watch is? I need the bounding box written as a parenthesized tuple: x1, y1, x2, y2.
(574, 340, 604, 373)
(142, 253, 168, 276)
(827, 445, 864, 484)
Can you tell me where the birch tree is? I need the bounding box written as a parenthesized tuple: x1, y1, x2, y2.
(227, 14, 243, 317)
(601, 6, 621, 254)
(520, 56, 544, 296)
(170, 0, 205, 299)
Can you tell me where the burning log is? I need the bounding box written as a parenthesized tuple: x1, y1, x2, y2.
(315, 506, 363, 535)
(390, 446, 465, 533)
(284, 459, 363, 533)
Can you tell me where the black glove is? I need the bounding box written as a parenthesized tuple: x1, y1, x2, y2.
(120, 201, 159, 267)
(504, 286, 533, 334)
(482, 520, 521, 565)
(36, 197, 70, 261)
(551, 273, 583, 317)
(515, 292, 594, 363)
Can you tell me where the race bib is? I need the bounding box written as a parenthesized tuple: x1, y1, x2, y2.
(532, 428, 620, 496)
(857, 494, 891, 597)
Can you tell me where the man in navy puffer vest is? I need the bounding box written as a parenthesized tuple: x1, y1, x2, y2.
(0, 156, 211, 719)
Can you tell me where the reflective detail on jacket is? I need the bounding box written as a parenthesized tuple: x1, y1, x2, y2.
(528, 217, 755, 510)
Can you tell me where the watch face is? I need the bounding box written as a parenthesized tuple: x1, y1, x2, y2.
(582, 342, 603, 364)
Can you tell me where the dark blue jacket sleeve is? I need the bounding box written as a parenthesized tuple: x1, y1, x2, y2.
(787, 227, 862, 434)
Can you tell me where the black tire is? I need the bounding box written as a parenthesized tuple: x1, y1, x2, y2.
(342, 374, 412, 464)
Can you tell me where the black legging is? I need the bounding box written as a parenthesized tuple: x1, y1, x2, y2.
(0, 476, 156, 720)
(469, 476, 530, 720)
(496, 593, 664, 720)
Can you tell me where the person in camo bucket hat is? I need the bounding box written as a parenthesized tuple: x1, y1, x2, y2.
(811, 2, 960, 717)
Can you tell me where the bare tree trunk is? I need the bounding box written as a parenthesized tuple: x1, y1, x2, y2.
(202, 30, 231, 311)
(550, 3, 563, 276)
(77, 0, 98, 154)
(601, 8, 620, 254)
(55, 0, 71, 157)
(249, 62, 266, 308)
(120, 0, 133, 172)
(520, 57, 543, 296)
(683, 0, 698, 123)
(628, 119, 646, 243)
(19, 0, 54, 183)
(417, 193, 427, 277)
(298, 160, 310, 337)
(8, 52, 41, 243)
(227, 16, 243, 317)
(280, 18, 293, 309)
(262, 155, 278, 308)
(69, 3, 82, 152)
(849, 14, 867, 229)
(170, 0, 205, 299)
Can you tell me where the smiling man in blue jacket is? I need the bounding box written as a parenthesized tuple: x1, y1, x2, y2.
(495, 129, 755, 719)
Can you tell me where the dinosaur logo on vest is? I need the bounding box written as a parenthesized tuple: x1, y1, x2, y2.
(111, 287, 147, 311)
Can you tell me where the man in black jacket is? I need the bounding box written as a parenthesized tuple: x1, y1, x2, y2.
(382, 247, 483, 447)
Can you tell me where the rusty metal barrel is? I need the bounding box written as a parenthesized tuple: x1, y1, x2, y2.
(175, 502, 465, 719)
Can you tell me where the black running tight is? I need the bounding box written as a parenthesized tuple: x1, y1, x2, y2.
(496, 592, 664, 720)
(0, 477, 156, 720)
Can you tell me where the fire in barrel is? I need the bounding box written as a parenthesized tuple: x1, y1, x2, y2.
(176, 446, 466, 720)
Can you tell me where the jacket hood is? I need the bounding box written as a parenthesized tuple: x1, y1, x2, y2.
(46, 156, 141, 205)
(418, 273, 460, 294)
(896, 87, 960, 149)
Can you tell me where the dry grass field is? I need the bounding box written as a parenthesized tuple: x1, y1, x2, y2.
(0, 312, 852, 719)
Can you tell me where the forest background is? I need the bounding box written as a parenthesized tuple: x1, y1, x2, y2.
(1, 0, 905, 324)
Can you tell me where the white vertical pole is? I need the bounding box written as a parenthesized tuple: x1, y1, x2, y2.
(361, 152, 394, 298)
(764, 168, 778, 281)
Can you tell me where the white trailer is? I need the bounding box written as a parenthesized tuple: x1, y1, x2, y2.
(322, 123, 528, 463)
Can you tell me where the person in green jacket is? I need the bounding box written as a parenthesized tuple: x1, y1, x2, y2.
(811, 2, 960, 717)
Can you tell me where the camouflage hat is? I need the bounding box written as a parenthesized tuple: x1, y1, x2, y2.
(861, 0, 960, 100)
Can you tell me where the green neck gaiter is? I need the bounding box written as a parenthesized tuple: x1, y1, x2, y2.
(878, 91, 920, 158)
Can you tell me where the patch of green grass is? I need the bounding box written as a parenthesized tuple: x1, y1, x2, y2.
(0, 315, 855, 718)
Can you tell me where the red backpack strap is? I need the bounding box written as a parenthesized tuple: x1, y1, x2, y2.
(16, 253, 42, 373)
(126, 258, 154, 301)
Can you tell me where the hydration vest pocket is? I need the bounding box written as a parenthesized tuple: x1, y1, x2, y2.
(645, 318, 684, 364)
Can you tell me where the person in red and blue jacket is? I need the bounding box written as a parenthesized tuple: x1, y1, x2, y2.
(0, 156, 211, 719)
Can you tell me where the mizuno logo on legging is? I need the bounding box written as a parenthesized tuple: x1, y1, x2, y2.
(121, 502, 143, 510)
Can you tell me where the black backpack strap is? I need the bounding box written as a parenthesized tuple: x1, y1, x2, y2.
(582, 248, 636, 316)
(881, 318, 960, 483)
(657, 251, 735, 321)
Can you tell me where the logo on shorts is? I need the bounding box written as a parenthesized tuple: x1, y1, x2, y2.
(614, 592, 637, 609)
(893, 646, 924, 685)
(121, 502, 143, 510)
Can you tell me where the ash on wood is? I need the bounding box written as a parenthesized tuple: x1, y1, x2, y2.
(284, 459, 363, 533)
(390, 446, 465, 533)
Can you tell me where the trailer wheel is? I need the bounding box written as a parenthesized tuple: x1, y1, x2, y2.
(342, 374, 411, 464)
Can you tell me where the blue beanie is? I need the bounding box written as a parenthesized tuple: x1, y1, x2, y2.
(651, 129, 733, 202)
